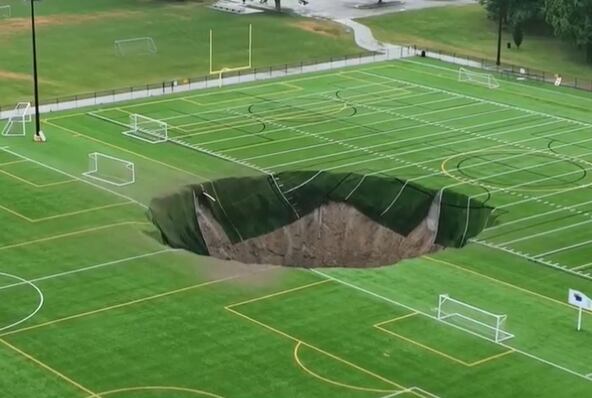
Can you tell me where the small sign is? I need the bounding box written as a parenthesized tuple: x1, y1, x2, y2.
(568, 289, 592, 310)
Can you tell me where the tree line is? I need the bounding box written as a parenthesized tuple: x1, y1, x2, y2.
(480, 0, 592, 63)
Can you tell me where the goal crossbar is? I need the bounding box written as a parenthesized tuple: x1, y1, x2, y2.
(82, 152, 135, 186)
(123, 114, 168, 144)
(458, 67, 499, 89)
(2, 102, 31, 137)
(114, 37, 157, 56)
(437, 294, 514, 343)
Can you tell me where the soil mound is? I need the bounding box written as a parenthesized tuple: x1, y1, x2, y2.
(197, 201, 440, 267)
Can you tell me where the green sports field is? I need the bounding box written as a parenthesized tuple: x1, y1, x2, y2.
(1, 57, 592, 397)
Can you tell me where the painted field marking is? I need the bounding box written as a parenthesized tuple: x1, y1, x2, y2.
(224, 279, 406, 389)
(1, 270, 258, 338)
(293, 341, 395, 393)
(0, 221, 151, 252)
(374, 313, 514, 367)
(0, 201, 134, 224)
(0, 249, 172, 291)
(0, 338, 100, 398)
(0, 168, 76, 188)
(0, 147, 148, 209)
(311, 269, 591, 382)
(0, 272, 44, 332)
(87, 386, 224, 398)
(426, 256, 592, 316)
(42, 120, 208, 182)
(226, 279, 438, 397)
(0, 159, 27, 167)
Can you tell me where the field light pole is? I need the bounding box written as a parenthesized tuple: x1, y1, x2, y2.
(496, 2, 506, 66)
(30, 0, 41, 136)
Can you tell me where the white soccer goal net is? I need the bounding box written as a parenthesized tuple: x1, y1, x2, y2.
(123, 114, 168, 144)
(437, 294, 514, 343)
(114, 37, 157, 56)
(82, 152, 135, 186)
(0, 5, 11, 19)
(2, 102, 31, 137)
(458, 67, 500, 89)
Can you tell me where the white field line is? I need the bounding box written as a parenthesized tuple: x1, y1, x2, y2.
(201, 94, 471, 147)
(172, 84, 434, 138)
(105, 78, 425, 134)
(360, 69, 592, 129)
(311, 269, 591, 382)
(498, 218, 592, 246)
(235, 106, 514, 159)
(536, 239, 592, 258)
(201, 91, 457, 146)
(326, 92, 592, 170)
(400, 58, 592, 117)
(572, 263, 592, 271)
(485, 198, 592, 231)
(0, 249, 173, 291)
(265, 117, 560, 169)
(0, 147, 148, 209)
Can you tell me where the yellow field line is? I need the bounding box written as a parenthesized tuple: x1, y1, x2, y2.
(226, 279, 331, 308)
(0, 201, 133, 224)
(225, 279, 411, 392)
(293, 341, 396, 393)
(425, 256, 592, 315)
(375, 313, 514, 367)
(0, 203, 35, 222)
(225, 306, 406, 391)
(375, 323, 472, 367)
(0, 159, 27, 167)
(0, 168, 76, 188)
(43, 120, 208, 180)
(374, 312, 419, 328)
(1, 274, 245, 338)
(0, 221, 150, 252)
(0, 338, 101, 397)
(468, 348, 515, 367)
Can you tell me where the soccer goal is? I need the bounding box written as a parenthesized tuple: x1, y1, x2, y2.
(437, 294, 514, 343)
(458, 67, 500, 89)
(0, 5, 10, 19)
(123, 114, 168, 144)
(82, 153, 135, 186)
(114, 37, 157, 56)
(2, 102, 31, 137)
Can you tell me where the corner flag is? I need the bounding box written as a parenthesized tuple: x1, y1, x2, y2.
(568, 289, 591, 331)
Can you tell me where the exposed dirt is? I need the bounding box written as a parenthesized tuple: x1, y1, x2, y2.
(197, 201, 441, 268)
(0, 11, 141, 38)
(291, 21, 344, 38)
(0, 69, 58, 85)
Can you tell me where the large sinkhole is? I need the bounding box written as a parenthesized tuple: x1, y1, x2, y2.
(148, 171, 493, 268)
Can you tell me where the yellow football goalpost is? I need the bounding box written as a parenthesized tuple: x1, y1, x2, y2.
(210, 24, 253, 88)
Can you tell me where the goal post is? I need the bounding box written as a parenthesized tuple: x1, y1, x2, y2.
(210, 24, 253, 87)
(123, 114, 168, 144)
(2, 102, 31, 137)
(82, 152, 135, 186)
(0, 5, 11, 19)
(114, 37, 158, 56)
(458, 67, 500, 89)
(437, 294, 514, 343)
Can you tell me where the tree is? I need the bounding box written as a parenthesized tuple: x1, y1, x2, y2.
(513, 23, 524, 48)
(274, 0, 281, 11)
(545, 0, 592, 63)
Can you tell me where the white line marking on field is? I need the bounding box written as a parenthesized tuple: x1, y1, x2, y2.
(0, 147, 148, 209)
(0, 249, 173, 291)
(311, 269, 591, 382)
(0, 272, 44, 332)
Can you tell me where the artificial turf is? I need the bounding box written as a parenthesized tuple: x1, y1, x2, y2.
(1, 57, 592, 398)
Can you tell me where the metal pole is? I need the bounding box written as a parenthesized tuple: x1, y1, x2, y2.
(30, 0, 41, 136)
(496, 3, 504, 66)
(577, 307, 583, 331)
